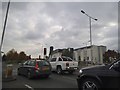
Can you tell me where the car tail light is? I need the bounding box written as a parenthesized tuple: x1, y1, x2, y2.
(35, 62, 39, 70)
(66, 62, 69, 67)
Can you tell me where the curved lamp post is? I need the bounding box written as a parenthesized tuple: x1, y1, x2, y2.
(81, 10, 97, 64)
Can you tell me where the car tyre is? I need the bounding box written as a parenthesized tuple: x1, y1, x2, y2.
(57, 66, 62, 75)
(27, 71, 32, 79)
(81, 78, 100, 90)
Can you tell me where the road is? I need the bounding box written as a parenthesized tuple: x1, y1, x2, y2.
(2, 63, 79, 90)
(2, 72, 78, 89)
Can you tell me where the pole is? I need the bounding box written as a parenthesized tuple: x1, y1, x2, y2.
(85, 43, 88, 66)
(0, 0, 10, 61)
(1, 1, 10, 49)
(81, 10, 97, 65)
(89, 17, 93, 64)
(89, 17, 92, 46)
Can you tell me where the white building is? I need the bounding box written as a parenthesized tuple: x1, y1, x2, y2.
(49, 49, 62, 58)
(74, 45, 106, 64)
(49, 48, 74, 59)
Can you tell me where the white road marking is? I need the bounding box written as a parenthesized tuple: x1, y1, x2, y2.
(25, 84, 34, 90)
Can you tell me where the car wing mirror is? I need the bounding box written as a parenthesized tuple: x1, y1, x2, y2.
(112, 63, 120, 72)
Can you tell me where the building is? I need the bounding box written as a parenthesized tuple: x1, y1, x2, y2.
(74, 45, 106, 64)
(49, 48, 74, 59)
(49, 49, 62, 58)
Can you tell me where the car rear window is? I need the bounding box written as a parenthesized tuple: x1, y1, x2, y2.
(29, 61, 35, 66)
(63, 58, 68, 61)
(67, 57, 73, 61)
(37, 61, 50, 66)
(50, 58, 56, 62)
(42, 61, 50, 66)
(62, 57, 73, 61)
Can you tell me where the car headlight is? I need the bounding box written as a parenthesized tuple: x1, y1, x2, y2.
(67, 67, 70, 69)
(79, 69, 83, 74)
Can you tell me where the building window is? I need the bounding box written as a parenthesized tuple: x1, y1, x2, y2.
(84, 57, 85, 61)
(87, 57, 89, 61)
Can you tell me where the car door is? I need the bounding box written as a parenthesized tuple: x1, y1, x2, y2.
(23, 60, 31, 76)
(66, 57, 74, 68)
(28, 61, 36, 75)
(19, 61, 28, 75)
(50, 58, 57, 71)
(108, 60, 120, 88)
(101, 60, 120, 88)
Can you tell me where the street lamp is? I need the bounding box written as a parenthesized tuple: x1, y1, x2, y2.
(81, 10, 97, 64)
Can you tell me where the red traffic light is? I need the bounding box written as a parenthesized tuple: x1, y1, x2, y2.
(44, 48, 47, 55)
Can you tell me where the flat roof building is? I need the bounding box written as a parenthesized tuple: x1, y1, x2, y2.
(74, 45, 106, 64)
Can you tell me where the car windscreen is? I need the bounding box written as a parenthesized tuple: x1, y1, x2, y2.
(109, 59, 120, 66)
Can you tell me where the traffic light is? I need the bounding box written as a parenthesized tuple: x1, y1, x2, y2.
(44, 48, 47, 55)
(49, 46, 54, 55)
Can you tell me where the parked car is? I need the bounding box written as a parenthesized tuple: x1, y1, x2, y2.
(17, 59, 52, 79)
(48, 56, 78, 74)
(77, 59, 120, 90)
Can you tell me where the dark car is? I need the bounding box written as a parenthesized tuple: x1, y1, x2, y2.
(17, 59, 52, 79)
(77, 60, 120, 90)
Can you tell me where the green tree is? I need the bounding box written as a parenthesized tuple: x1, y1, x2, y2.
(5, 49, 29, 63)
(103, 50, 118, 63)
(6, 49, 17, 61)
(13, 51, 18, 61)
(18, 51, 27, 61)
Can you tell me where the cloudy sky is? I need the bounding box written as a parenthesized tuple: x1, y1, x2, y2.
(1, 1, 118, 58)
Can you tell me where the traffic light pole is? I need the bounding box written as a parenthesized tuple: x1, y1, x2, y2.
(0, 1, 10, 61)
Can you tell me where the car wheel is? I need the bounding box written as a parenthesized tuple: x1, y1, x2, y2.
(57, 66, 62, 74)
(81, 78, 100, 90)
(27, 71, 32, 79)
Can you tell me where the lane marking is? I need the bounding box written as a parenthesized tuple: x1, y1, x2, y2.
(25, 84, 34, 90)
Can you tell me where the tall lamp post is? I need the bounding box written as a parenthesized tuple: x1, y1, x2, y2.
(0, 1, 10, 62)
(81, 10, 97, 64)
(83, 41, 90, 66)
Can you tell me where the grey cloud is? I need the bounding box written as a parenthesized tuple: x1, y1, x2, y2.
(1, 2, 118, 57)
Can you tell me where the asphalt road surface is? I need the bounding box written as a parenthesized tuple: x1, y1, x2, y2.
(2, 71, 79, 89)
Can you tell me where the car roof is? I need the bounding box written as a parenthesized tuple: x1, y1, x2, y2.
(61, 56, 72, 59)
(28, 59, 47, 62)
